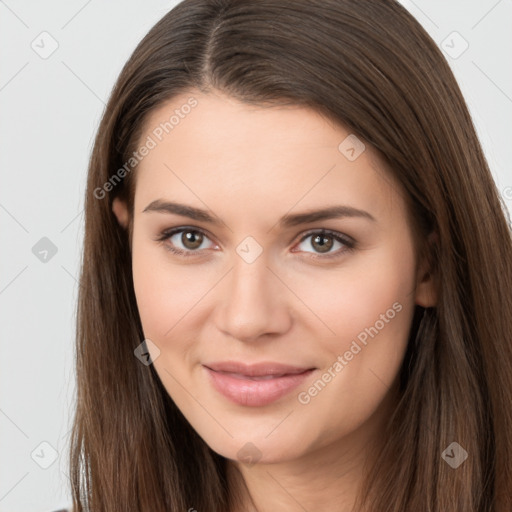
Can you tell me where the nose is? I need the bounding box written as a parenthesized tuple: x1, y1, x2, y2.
(214, 254, 292, 343)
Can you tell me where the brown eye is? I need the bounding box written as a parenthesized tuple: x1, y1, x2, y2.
(157, 227, 355, 261)
(157, 227, 215, 257)
(310, 233, 334, 253)
(294, 230, 355, 259)
(180, 230, 204, 250)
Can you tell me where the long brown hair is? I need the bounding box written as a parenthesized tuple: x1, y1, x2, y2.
(69, 0, 512, 510)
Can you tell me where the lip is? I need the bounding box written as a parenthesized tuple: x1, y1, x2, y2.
(203, 361, 315, 407)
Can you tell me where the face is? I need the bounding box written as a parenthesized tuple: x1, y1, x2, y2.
(113, 89, 435, 465)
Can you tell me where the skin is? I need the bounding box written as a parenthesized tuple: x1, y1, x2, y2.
(112, 89, 436, 512)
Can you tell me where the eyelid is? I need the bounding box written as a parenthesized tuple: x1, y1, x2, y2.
(155, 225, 356, 259)
(292, 228, 356, 259)
(295, 228, 354, 245)
(155, 225, 218, 256)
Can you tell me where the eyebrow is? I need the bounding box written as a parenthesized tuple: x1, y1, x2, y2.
(142, 199, 376, 228)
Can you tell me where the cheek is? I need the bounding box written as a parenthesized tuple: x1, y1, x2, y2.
(131, 232, 198, 344)
(302, 239, 417, 416)
(298, 239, 416, 346)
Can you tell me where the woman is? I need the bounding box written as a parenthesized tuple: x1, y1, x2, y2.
(67, 0, 512, 510)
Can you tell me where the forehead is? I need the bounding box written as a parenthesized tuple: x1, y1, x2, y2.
(133, 90, 402, 222)
(140, 90, 375, 158)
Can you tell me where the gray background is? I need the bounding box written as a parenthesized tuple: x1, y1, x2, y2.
(0, 1, 510, 510)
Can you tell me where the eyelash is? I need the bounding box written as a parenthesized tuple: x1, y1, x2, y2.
(155, 226, 356, 260)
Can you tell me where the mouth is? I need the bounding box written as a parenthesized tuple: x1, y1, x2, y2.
(203, 361, 316, 407)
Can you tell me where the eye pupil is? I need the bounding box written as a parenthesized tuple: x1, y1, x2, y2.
(312, 234, 333, 253)
(182, 230, 203, 249)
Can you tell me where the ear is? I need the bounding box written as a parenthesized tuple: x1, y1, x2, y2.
(112, 197, 129, 229)
(414, 231, 438, 308)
